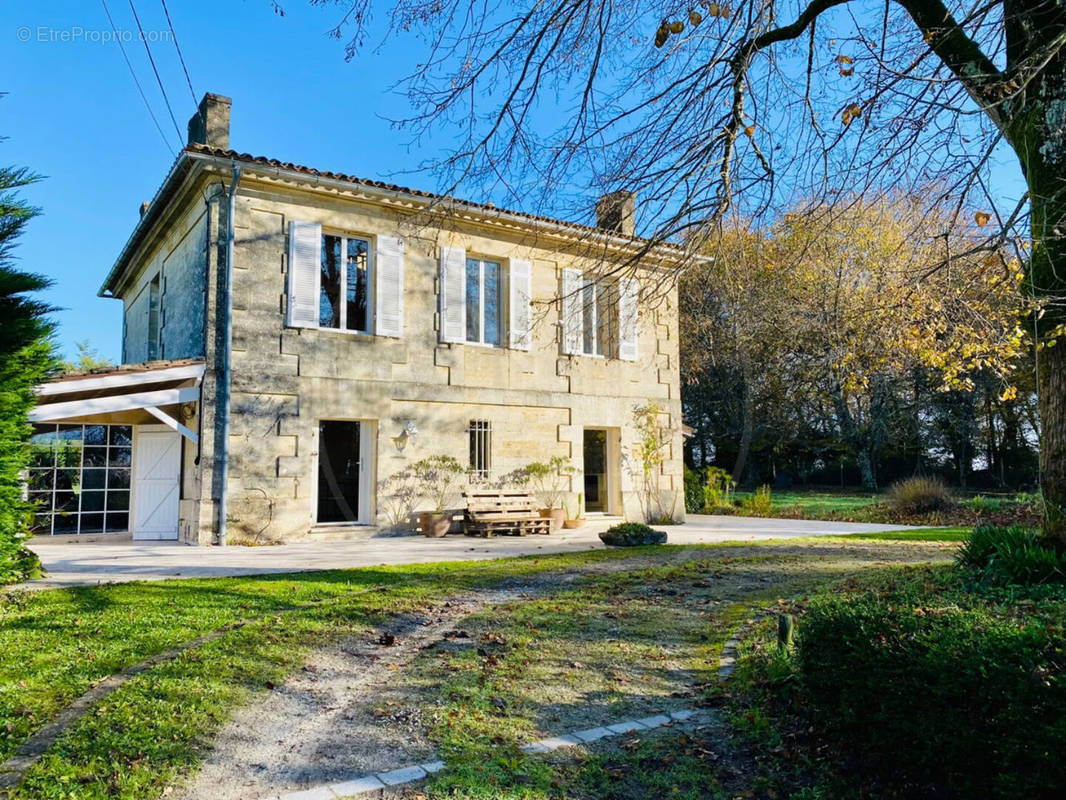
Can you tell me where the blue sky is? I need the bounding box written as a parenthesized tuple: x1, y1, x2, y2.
(2, 1, 1029, 363)
(2, 0, 447, 361)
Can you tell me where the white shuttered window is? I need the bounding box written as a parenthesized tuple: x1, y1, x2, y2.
(508, 259, 532, 350)
(560, 268, 583, 355)
(375, 235, 404, 338)
(617, 276, 639, 361)
(287, 221, 405, 338)
(560, 269, 638, 360)
(439, 245, 467, 343)
(287, 221, 322, 328)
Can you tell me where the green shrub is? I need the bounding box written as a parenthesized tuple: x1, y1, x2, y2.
(1015, 490, 1044, 509)
(683, 466, 704, 513)
(598, 522, 667, 546)
(887, 475, 954, 514)
(957, 524, 1066, 586)
(703, 466, 736, 510)
(742, 484, 772, 515)
(964, 494, 1005, 513)
(796, 592, 1066, 798)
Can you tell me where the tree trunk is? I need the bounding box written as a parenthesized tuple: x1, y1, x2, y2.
(1001, 1, 1066, 542)
(857, 449, 877, 492)
(1038, 339, 1066, 543)
(731, 351, 754, 484)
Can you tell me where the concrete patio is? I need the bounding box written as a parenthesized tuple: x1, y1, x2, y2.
(22, 515, 922, 589)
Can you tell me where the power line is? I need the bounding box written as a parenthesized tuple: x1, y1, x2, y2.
(159, 0, 198, 107)
(99, 0, 175, 155)
(127, 0, 184, 145)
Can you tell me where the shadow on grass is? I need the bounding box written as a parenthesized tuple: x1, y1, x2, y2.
(2, 543, 950, 799)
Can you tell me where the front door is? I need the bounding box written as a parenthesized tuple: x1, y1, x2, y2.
(132, 429, 181, 540)
(317, 421, 366, 524)
(584, 429, 609, 513)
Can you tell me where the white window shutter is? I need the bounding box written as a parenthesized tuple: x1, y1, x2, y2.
(287, 221, 321, 328)
(508, 259, 532, 350)
(560, 268, 583, 355)
(618, 276, 639, 361)
(439, 245, 467, 343)
(375, 235, 404, 338)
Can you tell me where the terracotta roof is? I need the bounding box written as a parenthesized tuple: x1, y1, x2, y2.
(45, 358, 206, 384)
(101, 144, 678, 297)
(184, 144, 647, 241)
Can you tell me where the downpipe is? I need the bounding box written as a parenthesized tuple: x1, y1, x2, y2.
(216, 165, 241, 545)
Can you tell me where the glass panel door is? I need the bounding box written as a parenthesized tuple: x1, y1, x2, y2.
(317, 421, 362, 523)
(583, 429, 608, 512)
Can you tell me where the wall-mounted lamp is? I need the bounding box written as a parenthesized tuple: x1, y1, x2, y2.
(391, 420, 418, 454)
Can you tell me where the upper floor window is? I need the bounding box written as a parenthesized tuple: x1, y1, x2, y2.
(287, 221, 405, 340)
(561, 268, 639, 362)
(581, 279, 617, 357)
(147, 274, 161, 360)
(465, 257, 502, 346)
(321, 234, 372, 334)
(438, 246, 531, 350)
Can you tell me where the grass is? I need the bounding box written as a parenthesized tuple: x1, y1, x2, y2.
(0, 540, 954, 799)
(715, 488, 1040, 528)
(730, 490, 882, 516)
(837, 525, 972, 542)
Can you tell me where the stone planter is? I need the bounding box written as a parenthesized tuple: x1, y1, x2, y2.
(562, 518, 586, 529)
(418, 512, 451, 537)
(539, 507, 566, 532)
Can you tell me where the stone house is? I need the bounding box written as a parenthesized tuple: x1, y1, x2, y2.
(27, 93, 684, 544)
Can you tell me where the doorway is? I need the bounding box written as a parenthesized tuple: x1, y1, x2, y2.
(132, 427, 181, 540)
(317, 420, 371, 525)
(583, 429, 609, 513)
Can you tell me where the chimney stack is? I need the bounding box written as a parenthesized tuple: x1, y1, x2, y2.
(595, 191, 636, 237)
(187, 93, 232, 149)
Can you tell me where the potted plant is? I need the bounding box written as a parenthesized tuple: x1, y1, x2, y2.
(563, 493, 586, 529)
(411, 455, 466, 537)
(524, 455, 575, 532)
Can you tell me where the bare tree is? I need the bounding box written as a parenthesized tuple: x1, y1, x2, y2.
(304, 0, 1066, 541)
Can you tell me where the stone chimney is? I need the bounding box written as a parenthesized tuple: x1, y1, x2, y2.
(595, 191, 636, 236)
(187, 93, 232, 149)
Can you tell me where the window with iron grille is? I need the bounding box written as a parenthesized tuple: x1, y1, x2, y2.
(468, 420, 491, 480)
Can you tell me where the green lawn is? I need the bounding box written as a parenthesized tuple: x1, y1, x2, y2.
(837, 525, 972, 542)
(729, 489, 883, 517)
(0, 540, 953, 800)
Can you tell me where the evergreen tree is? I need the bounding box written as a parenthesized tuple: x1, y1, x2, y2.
(0, 161, 58, 583)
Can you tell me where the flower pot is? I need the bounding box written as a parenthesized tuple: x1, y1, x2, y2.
(539, 507, 566, 532)
(562, 518, 586, 529)
(418, 512, 451, 537)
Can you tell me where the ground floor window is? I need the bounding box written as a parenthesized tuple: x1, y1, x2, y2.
(27, 424, 132, 535)
(317, 420, 364, 524)
(469, 419, 492, 480)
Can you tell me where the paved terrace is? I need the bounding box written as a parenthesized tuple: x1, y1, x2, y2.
(23, 515, 920, 589)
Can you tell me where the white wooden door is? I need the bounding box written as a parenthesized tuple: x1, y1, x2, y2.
(132, 429, 181, 540)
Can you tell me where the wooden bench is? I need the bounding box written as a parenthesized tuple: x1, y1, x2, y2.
(462, 490, 552, 537)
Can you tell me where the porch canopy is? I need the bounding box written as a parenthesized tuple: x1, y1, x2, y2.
(31, 359, 205, 442)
